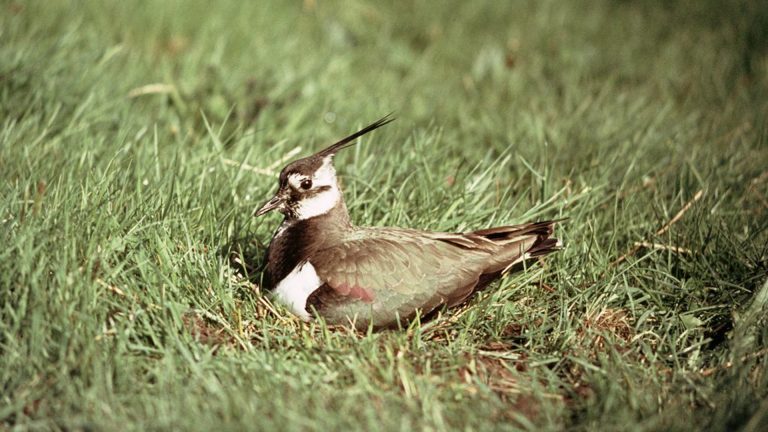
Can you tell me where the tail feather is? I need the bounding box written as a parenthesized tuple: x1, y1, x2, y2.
(527, 237, 561, 257)
(470, 220, 554, 240)
(428, 220, 562, 271)
(436, 219, 563, 307)
(476, 220, 561, 273)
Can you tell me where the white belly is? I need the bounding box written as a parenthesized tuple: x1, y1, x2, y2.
(272, 261, 323, 320)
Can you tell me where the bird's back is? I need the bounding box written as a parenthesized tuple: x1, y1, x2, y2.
(303, 221, 560, 329)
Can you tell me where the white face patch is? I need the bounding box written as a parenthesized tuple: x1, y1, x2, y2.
(287, 173, 308, 190)
(289, 156, 341, 220)
(272, 261, 323, 320)
(295, 189, 340, 219)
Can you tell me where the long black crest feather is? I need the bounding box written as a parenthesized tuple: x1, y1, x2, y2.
(317, 113, 395, 157)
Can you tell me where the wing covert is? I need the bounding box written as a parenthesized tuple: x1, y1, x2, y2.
(310, 231, 485, 304)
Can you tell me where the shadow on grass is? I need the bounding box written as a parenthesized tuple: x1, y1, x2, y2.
(221, 229, 268, 289)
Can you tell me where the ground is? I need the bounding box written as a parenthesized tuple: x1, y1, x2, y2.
(1, 0, 767, 430)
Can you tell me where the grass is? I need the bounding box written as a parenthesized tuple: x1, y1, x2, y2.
(1, 0, 767, 430)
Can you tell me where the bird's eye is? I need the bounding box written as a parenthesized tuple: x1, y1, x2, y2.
(300, 179, 313, 190)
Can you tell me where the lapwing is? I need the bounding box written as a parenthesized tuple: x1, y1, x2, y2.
(255, 115, 561, 329)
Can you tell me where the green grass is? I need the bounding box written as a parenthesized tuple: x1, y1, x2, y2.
(2, 0, 768, 430)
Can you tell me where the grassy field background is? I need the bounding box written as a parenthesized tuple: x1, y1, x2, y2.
(2, 0, 768, 430)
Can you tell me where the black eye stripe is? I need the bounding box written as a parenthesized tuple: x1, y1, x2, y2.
(303, 185, 331, 197)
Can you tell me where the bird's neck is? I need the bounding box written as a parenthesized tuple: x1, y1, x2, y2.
(286, 196, 352, 233)
(266, 198, 353, 288)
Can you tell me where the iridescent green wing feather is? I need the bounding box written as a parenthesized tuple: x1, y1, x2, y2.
(309, 230, 487, 325)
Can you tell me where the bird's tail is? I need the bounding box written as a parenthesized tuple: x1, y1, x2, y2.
(468, 220, 562, 274)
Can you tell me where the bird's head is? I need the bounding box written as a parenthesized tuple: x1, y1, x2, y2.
(255, 115, 394, 221)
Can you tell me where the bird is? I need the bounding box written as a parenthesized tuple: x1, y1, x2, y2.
(254, 115, 561, 330)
